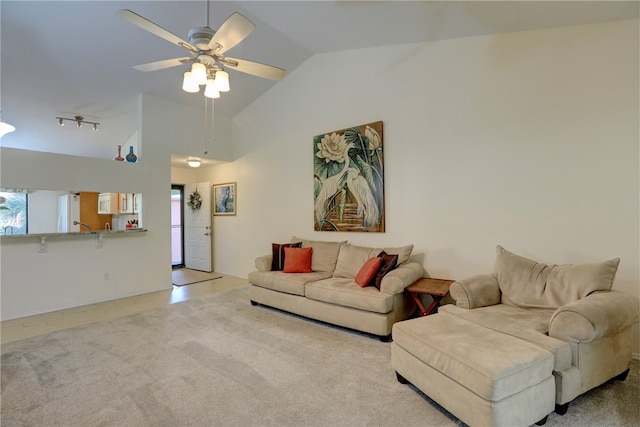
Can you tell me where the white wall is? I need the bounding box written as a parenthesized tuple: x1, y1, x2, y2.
(0, 94, 233, 320)
(0, 147, 170, 319)
(202, 20, 640, 353)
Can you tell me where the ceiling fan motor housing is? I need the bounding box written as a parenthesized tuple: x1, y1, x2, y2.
(188, 27, 216, 50)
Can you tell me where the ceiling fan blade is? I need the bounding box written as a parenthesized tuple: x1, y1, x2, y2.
(133, 57, 193, 72)
(223, 57, 286, 81)
(208, 13, 256, 54)
(117, 9, 197, 53)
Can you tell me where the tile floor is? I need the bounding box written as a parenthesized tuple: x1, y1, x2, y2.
(0, 274, 248, 345)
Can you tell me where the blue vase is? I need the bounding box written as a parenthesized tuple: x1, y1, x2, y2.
(126, 146, 137, 163)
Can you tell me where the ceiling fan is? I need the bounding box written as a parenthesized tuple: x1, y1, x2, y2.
(116, 3, 286, 99)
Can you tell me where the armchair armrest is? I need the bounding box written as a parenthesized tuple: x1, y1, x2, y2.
(254, 254, 273, 272)
(380, 262, 425, 295)
(449, 274, 501, 309)
(549, 290, 640, 343)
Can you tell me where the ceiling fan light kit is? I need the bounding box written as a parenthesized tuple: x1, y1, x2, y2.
(182, 71, 199, 93)
(117, 5, 286, 101)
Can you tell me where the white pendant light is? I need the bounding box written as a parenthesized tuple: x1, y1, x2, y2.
(182, 71, 199, 93)
(187, 158, 202, 168)
(0, 120, 16, 138)
(204, 78, 220, 99)
(0, 112, 15, 138)
(214, 71, 230, 92)
(191, 63, 208, 86)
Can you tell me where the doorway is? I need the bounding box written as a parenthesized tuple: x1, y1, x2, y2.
(170, 185, 184, 267)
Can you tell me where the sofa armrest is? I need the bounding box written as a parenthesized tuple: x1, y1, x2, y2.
(449, 274, 501, 309)
(380, 261, 425, 295)
(549, 290, 640, 343)
(255, 254, 273, 272)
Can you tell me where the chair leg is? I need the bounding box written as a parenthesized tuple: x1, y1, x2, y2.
(396, 372, 409, 384)
(535, 415, 548, 425)
(555, 403, 569, 415)
(615, 369, 630, 381)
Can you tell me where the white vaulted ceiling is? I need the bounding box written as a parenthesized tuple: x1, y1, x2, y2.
(1, 1, 637, 161)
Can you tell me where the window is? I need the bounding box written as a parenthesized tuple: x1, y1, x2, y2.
(0, 191, 28, 235)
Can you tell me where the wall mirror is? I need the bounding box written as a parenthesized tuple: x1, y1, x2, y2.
(0, 188, 142, 236)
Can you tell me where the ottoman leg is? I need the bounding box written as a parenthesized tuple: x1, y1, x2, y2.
(615, 369, 630, 382)
(535, 415, 548, 425)
(396, 372, 409, 384)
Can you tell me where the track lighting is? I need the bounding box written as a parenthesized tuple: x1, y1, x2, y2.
(56, 115, 100, 131)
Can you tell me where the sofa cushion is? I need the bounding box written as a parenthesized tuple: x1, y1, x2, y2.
(494, 245, 620, 309)
(333, 244, 382, 278)
(382, 244, 414, 265)
(305, 278, 395, 314)
(248, 271, 333, 296)
(291, 236, 345, 273)
(392, 313, 554, 402)
(355, 257, 383, 287)
(439, 304, 571, 372)
(271, 242, 302, 271)
(373, 252, 399, 290)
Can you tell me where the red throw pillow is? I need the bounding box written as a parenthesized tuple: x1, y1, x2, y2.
(355, 257, 383, 287)
(283, 247, 313, 273)
(271, 242, 302, 271)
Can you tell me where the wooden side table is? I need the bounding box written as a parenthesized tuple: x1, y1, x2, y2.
(406, 278, 454, 316)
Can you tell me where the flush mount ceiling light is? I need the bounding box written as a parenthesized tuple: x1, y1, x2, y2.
(187, 158, 202, 168)
(117, 0, 285, 101)
(0, 112, 16, 138)
(57, 115, 99, 131)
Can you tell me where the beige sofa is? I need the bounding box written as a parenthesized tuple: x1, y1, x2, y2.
(391, 245, 639, 426)
(248, 236, 425, 340)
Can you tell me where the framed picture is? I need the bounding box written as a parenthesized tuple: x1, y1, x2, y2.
(313, 120, 384, 232)
(213, 182, 236, 216)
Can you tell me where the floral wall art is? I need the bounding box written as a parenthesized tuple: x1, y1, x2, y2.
(314, 121, 384, 232)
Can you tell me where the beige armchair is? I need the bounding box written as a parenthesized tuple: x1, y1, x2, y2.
(446, 246, 639, 413)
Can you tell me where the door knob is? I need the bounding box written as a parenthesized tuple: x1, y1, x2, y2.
(204, 233, 210, 236)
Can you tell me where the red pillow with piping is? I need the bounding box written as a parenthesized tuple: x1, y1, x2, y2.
(283, 247, 313, 273)
(355, 257, 383, 287)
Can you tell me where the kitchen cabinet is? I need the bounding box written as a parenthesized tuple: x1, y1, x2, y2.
(98, 193, 119, 215)
(119, 193, 134, 214)
(133, 193, 142, 214)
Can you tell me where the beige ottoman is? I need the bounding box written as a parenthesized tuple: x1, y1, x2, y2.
(391, 313, 555, 427)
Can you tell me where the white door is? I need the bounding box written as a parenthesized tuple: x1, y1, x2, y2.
(184, 181, 212, 272)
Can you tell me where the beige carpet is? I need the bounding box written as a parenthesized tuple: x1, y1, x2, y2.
(1, 287, 638, 426)
(171, 268, 222, 286)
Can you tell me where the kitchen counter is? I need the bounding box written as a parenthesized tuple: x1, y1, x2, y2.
(0, 228, 147, 239)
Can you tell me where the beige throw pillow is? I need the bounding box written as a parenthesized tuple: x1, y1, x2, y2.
(333, 244, 383, 278)
(494, 245, 620, 309)
(291, 236, 346, 273)
(382, 244, 414, 265)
